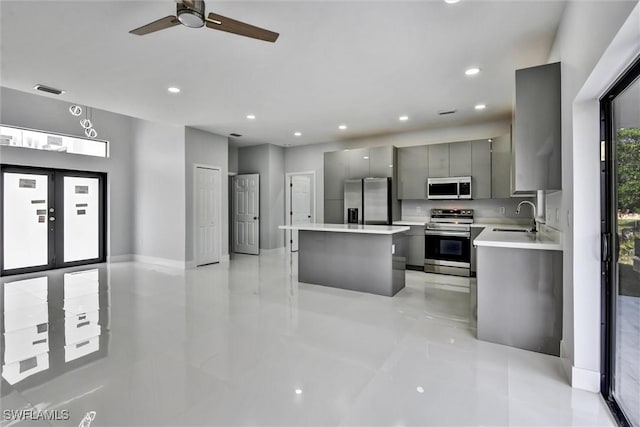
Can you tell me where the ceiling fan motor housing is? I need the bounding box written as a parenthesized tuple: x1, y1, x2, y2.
(177, 0, 206, 28)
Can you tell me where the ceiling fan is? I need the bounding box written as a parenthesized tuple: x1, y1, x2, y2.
(129, 0, 279, 43)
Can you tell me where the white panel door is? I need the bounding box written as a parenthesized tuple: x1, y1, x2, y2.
(233, 174, 259, 255)
(290, 175, 312, 251)
(195, 167, 221, 266)
(63, 176, 100, 262)
(2, 172, 51, 270)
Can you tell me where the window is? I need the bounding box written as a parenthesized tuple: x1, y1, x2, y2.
(0, 125, 108, 158)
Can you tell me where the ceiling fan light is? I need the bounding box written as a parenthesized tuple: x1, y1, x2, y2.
(177, 2, 205, 28)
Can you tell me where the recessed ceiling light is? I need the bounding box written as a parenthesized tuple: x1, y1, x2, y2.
(399, 115, 409, 121)
(488, 138, 493, 142)
(465, 67, 480, 76)
(444, 0, 460, 3)
(295, 389, 302, 395)
(168, 87, 180, 93)
(294, 132, 302, 137)
(246, 114, 256, 120)
(388, 164, 393, 168)
(339, 124, 347, 130)
(363, 156, 369, 159)
(474, 104, 486, 110)
(416, 386, 425, 393)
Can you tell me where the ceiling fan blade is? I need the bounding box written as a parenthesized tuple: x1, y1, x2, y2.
(180, 0, 196, 8)
(206, 12, 279, 43)
(130, 16, 180, 36)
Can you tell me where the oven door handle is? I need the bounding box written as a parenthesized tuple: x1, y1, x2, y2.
(424, 230, 470, 237)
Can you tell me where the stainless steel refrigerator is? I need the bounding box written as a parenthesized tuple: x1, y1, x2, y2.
(343, 177, 393, 225)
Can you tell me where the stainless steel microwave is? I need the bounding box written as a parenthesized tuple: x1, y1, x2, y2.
(427, 176, 472, 200)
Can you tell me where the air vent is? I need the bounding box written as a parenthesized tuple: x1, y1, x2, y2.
(33, 84, 65, 95)
(438, 109, 457, 115)
(229, 133, 242, 137)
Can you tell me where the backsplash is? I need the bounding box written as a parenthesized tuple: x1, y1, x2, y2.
(401, 197, 535, 220)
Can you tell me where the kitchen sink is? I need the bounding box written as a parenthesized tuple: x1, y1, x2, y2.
(492, 228, 534, 233)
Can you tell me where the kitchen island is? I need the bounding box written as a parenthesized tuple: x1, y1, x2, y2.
(278, 224, 409, 296)
(473, 224, 563, 356)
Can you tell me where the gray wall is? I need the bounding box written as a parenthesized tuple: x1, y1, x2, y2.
(131, 119, 186, 263)
(238, 143, 285, 249)
(285, 120, 511, 223)
(185, 127, 229, 263)
(0, 87, 134, 258)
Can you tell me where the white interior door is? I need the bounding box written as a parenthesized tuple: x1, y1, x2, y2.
(63, 176, 100, 263)
(2, 171, 51, 271)
(195, 167, 221, 266)
(233, 174, 259, 255)
(290, 175, 313, 251)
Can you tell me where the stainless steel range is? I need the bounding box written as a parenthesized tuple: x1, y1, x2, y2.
(424, 208, 474, 277)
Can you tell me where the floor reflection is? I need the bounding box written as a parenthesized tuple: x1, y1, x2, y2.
(1, 266, 109, 393)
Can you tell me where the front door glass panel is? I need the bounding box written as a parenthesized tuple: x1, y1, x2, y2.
(63, 176, 100, 263)
(3, 172, 50, 270)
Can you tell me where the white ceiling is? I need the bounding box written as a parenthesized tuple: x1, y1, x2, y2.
(0, 0, 566, 147)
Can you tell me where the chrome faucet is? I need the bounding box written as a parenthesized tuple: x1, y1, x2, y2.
(516, 200, 537, 232)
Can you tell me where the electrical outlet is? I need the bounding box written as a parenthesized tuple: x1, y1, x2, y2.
(499, 206, 505, 215)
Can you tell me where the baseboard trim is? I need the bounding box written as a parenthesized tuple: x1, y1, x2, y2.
(133, 255, 186, 270)
(186, 260, 197, 269)
(221, 254, 230, 263)
(107, 254, 132, 263)
(559, 340, 600, 392)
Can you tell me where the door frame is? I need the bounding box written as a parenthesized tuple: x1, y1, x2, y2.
(600, 55, 640, 427)
(285, 171, 316, 252)
(0, 164, 107, 276)
(192, 164, 222, 267)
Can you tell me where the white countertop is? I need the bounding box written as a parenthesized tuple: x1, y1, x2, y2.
(392, 220, 427, 226)
(279, 223, 410, 235)
(473, 224, 563, 251)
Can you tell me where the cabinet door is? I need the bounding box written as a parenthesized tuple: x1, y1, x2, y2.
(369, 146, 393, 177)
(324, 150, 348, 199)
(491, 134, 511, 198)
(428, 144, 450, 178)
(347, 148, 370, 179)
(324, 199, 344, 224)
(471, 140, 491, 199)
(514, 62, 561, 191)
(449, 141, 472, 176)
(407, 228, 425, 267)
(398, 146, 428, 199)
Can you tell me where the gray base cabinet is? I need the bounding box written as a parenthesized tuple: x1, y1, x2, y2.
(477, 246, 563, 356)
(406, 226, 425, 267)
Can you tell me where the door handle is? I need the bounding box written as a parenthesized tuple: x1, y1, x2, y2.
(308, 215, 311, 218)
(49, 217, 56, 222)
(253, 216, 258, 220)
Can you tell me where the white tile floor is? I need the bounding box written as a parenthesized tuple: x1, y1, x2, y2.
(0, 250, 616, 426)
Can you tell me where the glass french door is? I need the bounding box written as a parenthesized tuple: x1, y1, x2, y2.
(601, 57, 640, 427)
(1, 165, 106, 276)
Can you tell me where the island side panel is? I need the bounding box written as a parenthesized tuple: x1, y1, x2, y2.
(298, 230, 405, 296)
(477, 246, 563, 356)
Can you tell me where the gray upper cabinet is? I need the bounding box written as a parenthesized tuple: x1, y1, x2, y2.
(428, 144, 450, 178)
(491, 134, 512, 198)
(369, 145, 394, 178)
(449, 141, 472, 176)
(398, 145, 428, 199)
(347, 148, 370, 179)
(471, 140, 491, 199)
(513, 62, 561, 192)
(324, 150, 348, 199)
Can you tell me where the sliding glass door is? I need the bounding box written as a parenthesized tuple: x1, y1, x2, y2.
(601, 57, 640, 427)
(1, 165, 106, 276)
